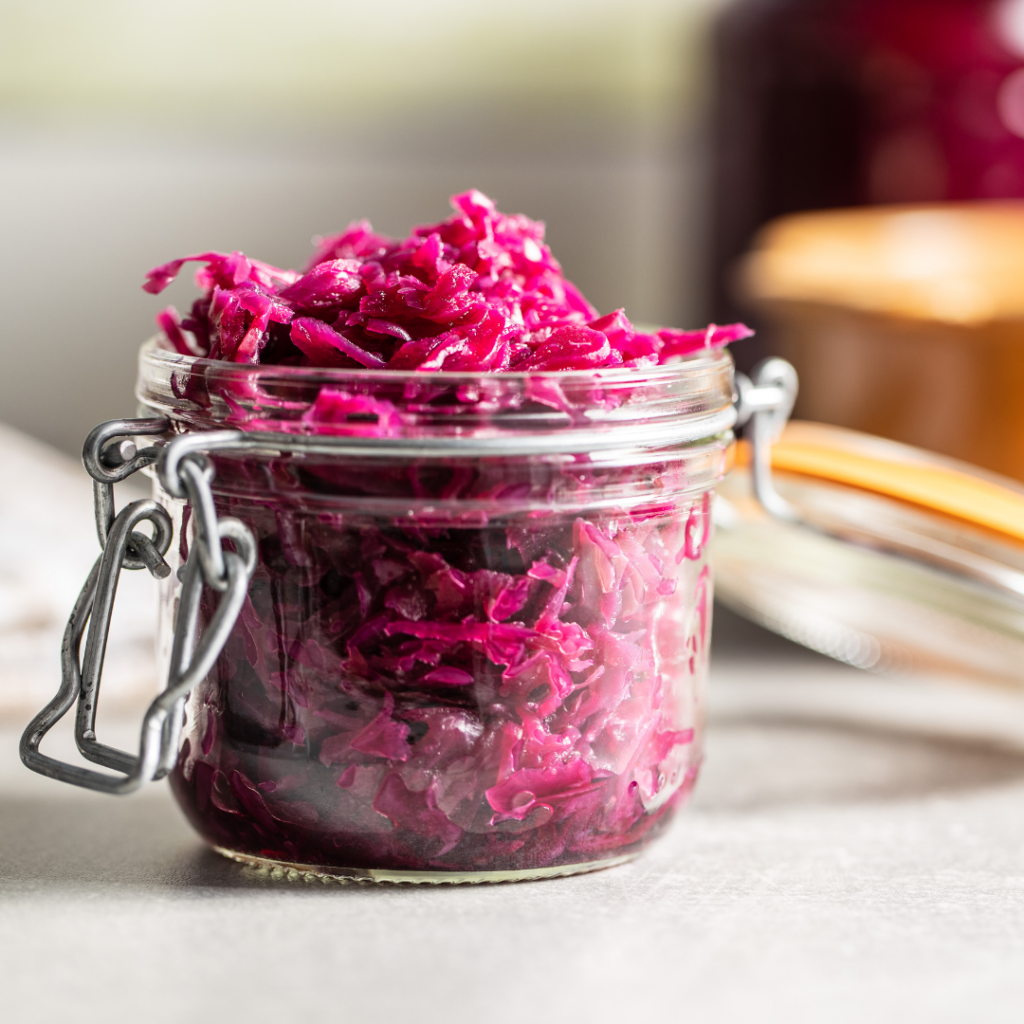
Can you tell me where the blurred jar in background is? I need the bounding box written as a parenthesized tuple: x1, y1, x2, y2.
(711, 0, 1024, 352)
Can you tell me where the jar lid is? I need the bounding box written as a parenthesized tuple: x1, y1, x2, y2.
(738, 202, 1024, 325)
(760, 421, 1024, 541)
(714, 421, 1024, 687)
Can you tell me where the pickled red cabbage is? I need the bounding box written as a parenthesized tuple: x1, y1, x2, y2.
(150, 192, 740, 874)
(145, 190, 751, 372)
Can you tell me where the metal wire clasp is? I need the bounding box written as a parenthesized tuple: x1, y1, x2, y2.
(20, 419, 257, 794)
(735, 358, 799, 521)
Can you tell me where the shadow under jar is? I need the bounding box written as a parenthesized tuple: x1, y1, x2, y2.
(137, 340, 735, 882)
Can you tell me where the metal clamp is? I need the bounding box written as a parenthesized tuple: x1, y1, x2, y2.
(20, 419, 257, 794)
(735, 357, 800, 521)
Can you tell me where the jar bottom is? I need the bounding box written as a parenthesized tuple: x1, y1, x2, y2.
(213, 845, 639, 885)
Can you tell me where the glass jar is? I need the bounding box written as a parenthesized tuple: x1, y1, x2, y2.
(135, 339, 735, 882)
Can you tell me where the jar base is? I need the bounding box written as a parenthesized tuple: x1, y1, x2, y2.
(213, 845, 638, 885)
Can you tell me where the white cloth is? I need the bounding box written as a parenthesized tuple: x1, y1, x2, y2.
(0, 422, 157, 719)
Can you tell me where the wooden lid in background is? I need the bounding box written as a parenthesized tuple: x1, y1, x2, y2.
(739, 202, 1024, 326)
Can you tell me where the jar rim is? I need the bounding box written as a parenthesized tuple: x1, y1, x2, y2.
(136, 337, 737, 454)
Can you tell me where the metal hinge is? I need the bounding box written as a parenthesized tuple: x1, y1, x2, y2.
(20, 419, 256, 794)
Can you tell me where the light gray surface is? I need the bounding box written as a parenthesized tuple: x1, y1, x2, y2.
(4, 611, 1024, 1024)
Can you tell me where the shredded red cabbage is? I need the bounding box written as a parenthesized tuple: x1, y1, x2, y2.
(150, 192, 740, 875)
(145, 189, 751, 373)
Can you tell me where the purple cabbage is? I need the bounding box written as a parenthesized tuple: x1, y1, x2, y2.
(170, 491, 713, 872)
(145, 190, 752, 372)
(149, 192, 734, 874)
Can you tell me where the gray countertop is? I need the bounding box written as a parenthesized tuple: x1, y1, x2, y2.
(4, 608, 1024, 1024)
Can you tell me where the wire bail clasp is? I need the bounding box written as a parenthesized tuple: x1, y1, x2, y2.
(735, 357, 799, 521)
(20, 420, 257, 794)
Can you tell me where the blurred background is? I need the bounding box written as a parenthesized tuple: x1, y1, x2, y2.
(9, 0, 1024, 453)
(0, 0, 728, 455)
(9, 0, 1024, 457)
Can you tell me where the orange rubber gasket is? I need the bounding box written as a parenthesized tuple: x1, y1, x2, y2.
(735, 421, 1024, 544)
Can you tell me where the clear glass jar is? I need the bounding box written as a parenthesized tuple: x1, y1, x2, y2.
(136, 339, 735, 882)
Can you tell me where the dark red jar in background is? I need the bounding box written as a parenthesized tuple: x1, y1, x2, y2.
(711, 0, 1024, 358)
